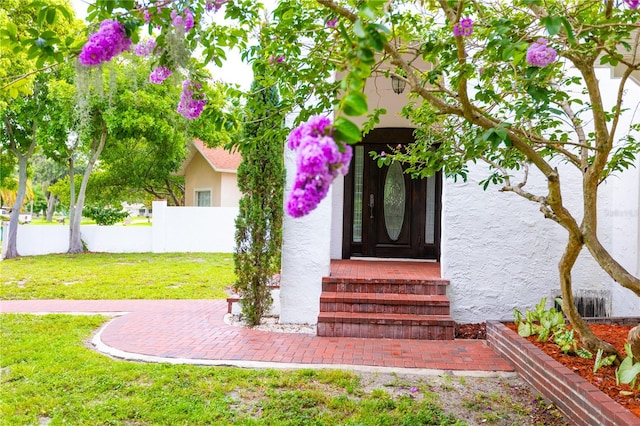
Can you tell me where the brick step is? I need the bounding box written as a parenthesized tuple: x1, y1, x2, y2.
(322, 278, 449, 295)
(317, 312, 455, 339)
(319, 292, 450, 315)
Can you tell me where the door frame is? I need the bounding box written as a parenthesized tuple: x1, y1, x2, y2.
(341, 127, 442, 260)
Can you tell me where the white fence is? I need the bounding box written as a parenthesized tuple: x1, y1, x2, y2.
(1, 200, 238, 257)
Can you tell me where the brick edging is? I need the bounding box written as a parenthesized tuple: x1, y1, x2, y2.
(486, 320, 640, 426)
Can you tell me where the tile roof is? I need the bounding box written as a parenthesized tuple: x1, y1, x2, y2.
(193, 138, 242, 172)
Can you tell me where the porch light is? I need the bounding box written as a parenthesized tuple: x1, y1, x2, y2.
(391, 75, 406, 94)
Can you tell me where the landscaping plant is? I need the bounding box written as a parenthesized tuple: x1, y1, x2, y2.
(514, 298, 591, 358)
(617, 343, 640, 390)
(233, 66, 286, 326)
(82, 205, 129, 226)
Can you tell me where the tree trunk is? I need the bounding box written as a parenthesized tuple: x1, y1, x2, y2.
(584, 234, 640, 297)
(164, 178, 182, 206)
(67, 157, 77, 250)
(2, 116, 37, 259)
(559, 233, 620, 359)
(629, 325, 640, 363)
(3, 154, 30, 259)
(68, 121, 107, 253)
(45, 192, 57, 222)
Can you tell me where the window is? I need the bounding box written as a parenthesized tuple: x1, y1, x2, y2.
(195, 190, 212, 207)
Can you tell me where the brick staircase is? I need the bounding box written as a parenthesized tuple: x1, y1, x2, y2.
(317, 271, 455, 340)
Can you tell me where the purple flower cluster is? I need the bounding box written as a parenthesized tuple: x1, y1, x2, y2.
(270, 55, 285, 64)
(133, 39, 156, 57)
(177, 80, 206, 119)
(526, 38, 557, 67)
(171, 8, 195, 32)
(286, 116, 353, 218)
(624, 0, 639, 8)
(149, 65, 172, 84)
(326, 17, 338, 28)
(206, 0, 229, 12)
(78, 20, 131, 66)
(453, 18, 473, 37)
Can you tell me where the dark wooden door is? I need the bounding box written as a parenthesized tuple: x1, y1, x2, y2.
(342, 128, 441, 260)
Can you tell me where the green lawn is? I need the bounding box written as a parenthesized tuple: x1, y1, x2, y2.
(0, 314, 465, 425)
(0, 252, 235, 300)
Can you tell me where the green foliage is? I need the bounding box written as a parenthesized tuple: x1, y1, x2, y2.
(0, 0, 82, 102)
(514, 298, 592, 358)
(593, 348, 617, 374)
(233, 69, 285, 326)
(0, 252, 235, 300)
(514, 298, 565, 342)
(616, 344, 640, 390)
(82, 205, 128, 226)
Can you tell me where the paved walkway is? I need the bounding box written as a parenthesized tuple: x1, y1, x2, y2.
(1, 299, 515, 376)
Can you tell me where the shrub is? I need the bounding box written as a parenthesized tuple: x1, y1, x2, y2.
(83, 205, 129, 226)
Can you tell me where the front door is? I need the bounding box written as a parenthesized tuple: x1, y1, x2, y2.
(342, 128, 441, 260)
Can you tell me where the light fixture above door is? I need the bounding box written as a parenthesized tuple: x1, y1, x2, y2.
(391, 75, 406, 94)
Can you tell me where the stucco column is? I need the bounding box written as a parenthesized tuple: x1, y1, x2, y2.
(279, 146, 332, 325)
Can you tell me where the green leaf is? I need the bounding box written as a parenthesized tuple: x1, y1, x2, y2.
(358, 4, 376, 20)
(57, 5, 71, 21)
(541, 16, 562, 36)
(5, 21, 18, 39)
(353, 20, 366, 39)
(517, 322, 532, 338)
(560, 17, 575, 44)
(36, 54, 46, 69)
(37, 7, 47, 26)
(617, 359, 640, 385)
(342, 91, 368, 117)
(357, 47, 375, 64)
(46, 8, 56, 25)
(334, 117, 361, 145)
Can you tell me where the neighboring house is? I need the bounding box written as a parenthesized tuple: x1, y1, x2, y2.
(121, 202, 149, 217)
(177, 139, 242, 207)
(277, 56, 640, 326)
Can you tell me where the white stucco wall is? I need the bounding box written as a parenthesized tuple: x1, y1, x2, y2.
(599, 67, 640, 316)
(438, 68, 640, 321)
(441, 161, 612, 322)
(1, 201, 238, 256)
(279, 144, 332, 324)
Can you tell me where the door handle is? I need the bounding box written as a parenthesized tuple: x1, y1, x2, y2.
(369, 194, 374, 219)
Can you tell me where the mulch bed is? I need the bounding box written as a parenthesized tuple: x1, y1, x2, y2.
(457, 322, 640, 418)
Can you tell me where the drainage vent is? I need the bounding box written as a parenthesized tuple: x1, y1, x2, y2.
(553, 290, 611, 318)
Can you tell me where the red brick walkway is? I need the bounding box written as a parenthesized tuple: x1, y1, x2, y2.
(1, 299, 513, 374)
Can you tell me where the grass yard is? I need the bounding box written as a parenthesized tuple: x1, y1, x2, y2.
(0, 314, 466, 425)
(0, 252, 235, 300)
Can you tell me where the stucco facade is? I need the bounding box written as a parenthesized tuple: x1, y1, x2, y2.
(180, 140, 242, 208)
(279, 68, 640, 325)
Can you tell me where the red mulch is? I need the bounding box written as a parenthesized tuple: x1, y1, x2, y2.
(504, 323, 640, 418)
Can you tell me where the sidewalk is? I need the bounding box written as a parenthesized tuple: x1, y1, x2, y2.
(1, 299, 515, 376)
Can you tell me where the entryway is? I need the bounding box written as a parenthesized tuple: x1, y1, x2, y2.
(341, 128, 442, 260)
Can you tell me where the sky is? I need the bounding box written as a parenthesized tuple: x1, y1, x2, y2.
(70, 0, 255, 89)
